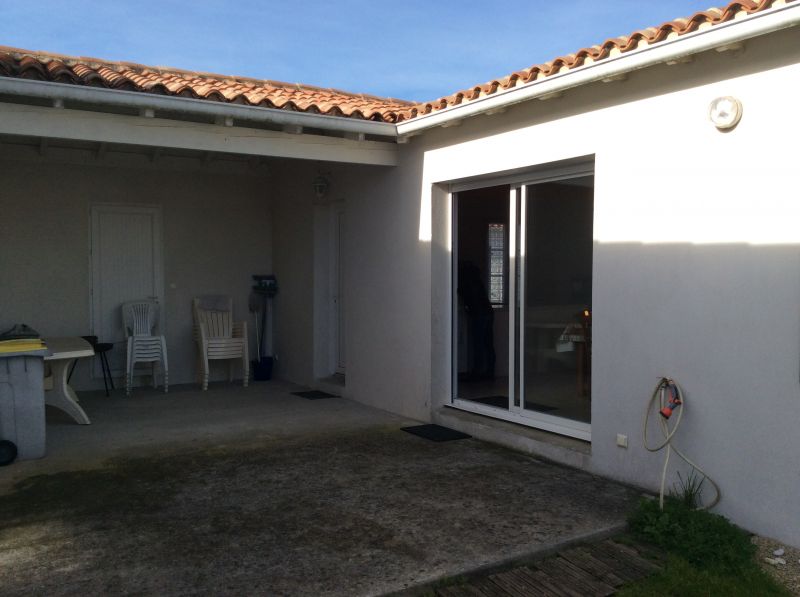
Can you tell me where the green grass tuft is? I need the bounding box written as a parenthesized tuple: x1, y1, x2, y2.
(672, 470, 705, 509)
(617, 554, 790, 597)
(628, 497, 754, 572)
(624, 498, 790, 596)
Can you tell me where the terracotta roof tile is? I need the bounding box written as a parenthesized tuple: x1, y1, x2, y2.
(0, 0, 791, 124)
(395, 0, 795, 121)
(0, 46, 414, 123)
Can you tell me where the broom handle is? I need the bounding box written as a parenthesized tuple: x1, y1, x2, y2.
(260, 293, 268, 357)
(254, 310, 260, 360)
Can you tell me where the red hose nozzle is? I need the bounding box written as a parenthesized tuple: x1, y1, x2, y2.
(660, 383, 682, 419)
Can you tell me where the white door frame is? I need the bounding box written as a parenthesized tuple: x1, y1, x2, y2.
(90, 203, 165, 377)
(312, 199, 346, 380)
(450, 168, 593, 441)
(330, 204, 346, 374)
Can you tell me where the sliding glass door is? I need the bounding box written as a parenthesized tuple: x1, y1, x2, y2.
(452, 168, 594, 440)
(452, 185, 511, 410)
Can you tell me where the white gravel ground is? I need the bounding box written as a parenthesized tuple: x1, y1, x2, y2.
(753, 535, 800, 596)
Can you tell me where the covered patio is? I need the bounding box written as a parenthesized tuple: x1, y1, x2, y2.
(0, 382, 639, 595)
(0, 129, 383, 396)
(0, 57, 407, 403)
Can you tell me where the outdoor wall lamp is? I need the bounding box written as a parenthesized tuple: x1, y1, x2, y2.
(709, 96, 743, 130)
(312, 175, 330, 199)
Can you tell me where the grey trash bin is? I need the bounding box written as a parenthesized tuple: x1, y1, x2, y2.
(0, 352, 46, 461)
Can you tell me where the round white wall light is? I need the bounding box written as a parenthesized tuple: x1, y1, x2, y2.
(709, 96, 743, 130)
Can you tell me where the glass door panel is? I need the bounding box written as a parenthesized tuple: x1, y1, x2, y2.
(451, 169, 594, 440)
(520, 177, 594, 423)
(452, 185, 511, 410)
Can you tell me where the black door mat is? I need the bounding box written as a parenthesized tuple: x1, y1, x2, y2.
(292, 390, 339, 400)
(401, 424, 471, 442)
(469, 395, 558, 412)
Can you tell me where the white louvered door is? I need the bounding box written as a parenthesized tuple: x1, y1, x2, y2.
(91, 204, 164, 377)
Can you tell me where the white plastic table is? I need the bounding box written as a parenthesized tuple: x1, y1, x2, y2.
(43, 337, 94, 425)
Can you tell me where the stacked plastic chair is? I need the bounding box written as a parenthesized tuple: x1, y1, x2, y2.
(122, 300, 168, 396)
(192, 296, 249, 391)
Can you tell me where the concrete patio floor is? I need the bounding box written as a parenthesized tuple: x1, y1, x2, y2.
(0, 381, 641, 596)
(1, 380, 413, 491)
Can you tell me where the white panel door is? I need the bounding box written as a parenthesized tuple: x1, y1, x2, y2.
(91, 204, 164, 376)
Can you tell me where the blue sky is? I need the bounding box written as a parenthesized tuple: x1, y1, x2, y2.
(0, 1, 717, 101)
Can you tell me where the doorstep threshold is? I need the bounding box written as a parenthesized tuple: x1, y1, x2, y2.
(435, 405, 591, 469)
(314, 374, 345, 396)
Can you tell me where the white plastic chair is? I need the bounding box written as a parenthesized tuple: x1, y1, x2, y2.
(122, 300, 168, 396)
(192, 296, 249, 391)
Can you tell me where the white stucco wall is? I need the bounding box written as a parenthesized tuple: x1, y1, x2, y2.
(332, 28, 800, 545)
(270, 158, 431, 420)
(270, 161, 316, 387)
(0, 144, 272, 388)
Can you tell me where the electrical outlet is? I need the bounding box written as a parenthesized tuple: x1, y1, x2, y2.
(616, 434, 628, 448)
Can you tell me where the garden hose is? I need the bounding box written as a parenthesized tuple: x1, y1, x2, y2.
(643, 377, 721, 510)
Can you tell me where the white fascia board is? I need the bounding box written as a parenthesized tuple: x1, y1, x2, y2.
(0, 77, 398, 138)
(0, 102, 397, 166)
(397, 3, 800, 136)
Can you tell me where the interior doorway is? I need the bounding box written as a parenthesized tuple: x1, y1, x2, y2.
(332, 206, 346, 374)
(312, 200, 347, 385)
(452, 170, 594, 440)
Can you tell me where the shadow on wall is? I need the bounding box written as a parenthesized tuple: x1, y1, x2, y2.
(428, 225, 800, 546)
(590, 240, 800, 546)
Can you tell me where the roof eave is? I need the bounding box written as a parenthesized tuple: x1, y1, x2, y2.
(397, 2, 800, 137)
(0, 76, 399, 138)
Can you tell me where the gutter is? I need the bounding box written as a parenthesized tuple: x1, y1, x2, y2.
(0, 3, 796, 142)
(397, 2, 800, 137)
(0, 77, 398, 138)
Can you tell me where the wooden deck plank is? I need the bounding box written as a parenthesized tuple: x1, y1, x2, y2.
(436, 539, 665, 597)
(488, 570, 548, 597)
(507, 567, 567, 597)
(555, 556, 618, 595)
(547, 556, 617, 596)
(472, 577, 513, 597)
(595, 541, 658, 577)
(435, 586, 465, 597)
(560, 548, 627, 587)
(504, 569, 553, 597)
(606, 540, 662, 572)
(584, 546, 646, 582)
(436, 585, 493, 597)
(536, 558, 598, 596)
(505, 567, 558, 597)
(526, 567, 583, 597)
